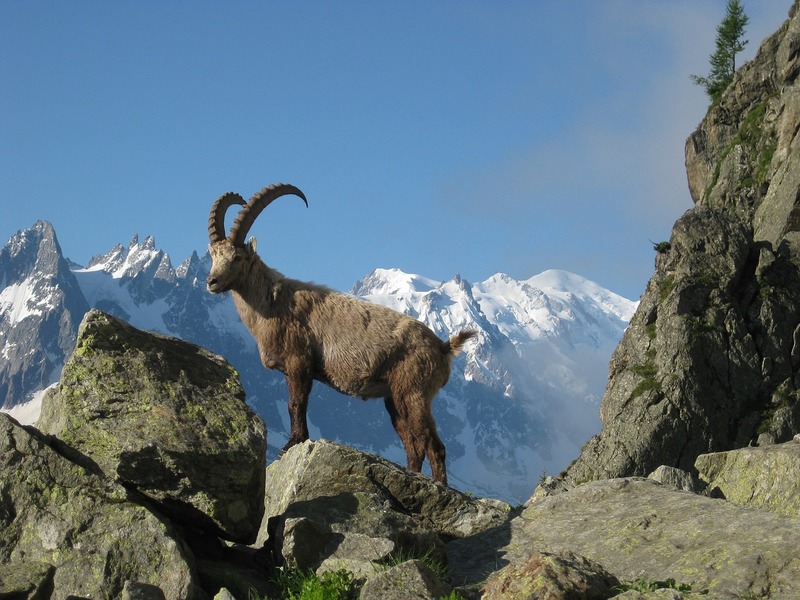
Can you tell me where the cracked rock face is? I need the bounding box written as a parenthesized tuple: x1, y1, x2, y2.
(566, 2, 800, 484)
(0, 413, 197, 599)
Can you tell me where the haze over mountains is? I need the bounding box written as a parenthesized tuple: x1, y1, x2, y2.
(0, 221, 636, 502)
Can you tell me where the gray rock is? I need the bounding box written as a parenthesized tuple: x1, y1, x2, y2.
(359, 560, 452, 600)
(0, 413, 198, 599)
(448, 478, 800, 599)
(481, 549, 620, 600)
(121, 581, 167, 600)
(36, 309, 267, 543)
(647, 466, 704, 494)
(258, 439, 511, 576)
(0, 560, 55, 600)
(695, 441, 800, 516)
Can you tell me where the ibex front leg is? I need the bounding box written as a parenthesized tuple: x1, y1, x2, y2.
(281, 362, 313, 455)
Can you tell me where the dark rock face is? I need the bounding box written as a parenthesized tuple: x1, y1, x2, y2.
(36, 309, 267, 544)
(566, 2, 800, 485)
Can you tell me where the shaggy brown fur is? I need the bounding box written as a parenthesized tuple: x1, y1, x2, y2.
(207, 185, 476, 484)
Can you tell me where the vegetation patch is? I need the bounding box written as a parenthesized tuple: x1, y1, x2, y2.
(378, 547, 449, 582)
(658, 275, 676, 303)
(630, 357, 662, 400)
(652, 240, 671, 254)
(268, 567, 361, 600)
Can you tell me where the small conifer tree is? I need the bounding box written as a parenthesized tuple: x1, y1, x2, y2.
(691, 0, 749, 102)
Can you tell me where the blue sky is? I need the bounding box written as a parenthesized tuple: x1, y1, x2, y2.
(1, 2, 791, 300)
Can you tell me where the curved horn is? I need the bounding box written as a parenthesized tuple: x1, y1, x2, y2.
(229, 183, 308, 246)
(208, 192, 247, 243)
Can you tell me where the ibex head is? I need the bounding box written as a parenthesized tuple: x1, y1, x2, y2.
(206, 183, 307, 294)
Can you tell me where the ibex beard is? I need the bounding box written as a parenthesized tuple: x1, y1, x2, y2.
(206, 184, 476, 485)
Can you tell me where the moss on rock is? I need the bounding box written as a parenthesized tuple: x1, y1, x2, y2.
(36, 309, 267, 543)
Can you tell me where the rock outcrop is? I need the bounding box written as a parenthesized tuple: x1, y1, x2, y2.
(259, 439, 510, 578)
(37, 309, 267, 544)
(695, 435, 800, 516)
(0, 413, 198, 599)
(449, 478, 800, 599)
(565, 1, 800, 485)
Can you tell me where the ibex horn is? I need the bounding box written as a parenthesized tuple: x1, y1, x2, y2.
(208, 192, 247, 243)
(229, 183, 308, 246)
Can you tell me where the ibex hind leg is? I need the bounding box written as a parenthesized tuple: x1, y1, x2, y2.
(385, 394, 447, 484)
(384, 396, 425, 473)
(424, 422, 447, 485)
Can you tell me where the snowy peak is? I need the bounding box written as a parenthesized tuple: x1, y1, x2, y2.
(0, 221, 63, 283)
(85, 234, 175, 282)
(0, 221, 76, 326)
(351, 267, 637, 348)
(0, 221, 88, 407)
(472, 270, 636, 348)
(526, 270, 636, 322)
(350, 268, 439, 296)
(176, 251, 208, 282)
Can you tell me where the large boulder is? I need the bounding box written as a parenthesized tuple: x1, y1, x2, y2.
(448, 478, 800, 599)
(257, 439, 510, 577)
(695, 437, 800, 516)
(36, 309, 266, 543)
(359, 560, 453, 600)
(481, 550, 620, 600)
(0, 413, 199, 599)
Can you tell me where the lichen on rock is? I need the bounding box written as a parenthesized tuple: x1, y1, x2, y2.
(36, 309, 267, 544)
(0, 413, 197, 599)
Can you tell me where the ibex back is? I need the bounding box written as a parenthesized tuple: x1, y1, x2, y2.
(206, 184, 476, 484)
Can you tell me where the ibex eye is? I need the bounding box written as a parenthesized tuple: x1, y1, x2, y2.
(233, 255, 243, 262)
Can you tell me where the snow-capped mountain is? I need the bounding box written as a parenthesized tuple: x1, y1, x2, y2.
(0, 222, 88, 407)
(0, 223, 636, 503)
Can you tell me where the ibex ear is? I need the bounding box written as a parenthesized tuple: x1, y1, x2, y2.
(247, 237, 257, 254)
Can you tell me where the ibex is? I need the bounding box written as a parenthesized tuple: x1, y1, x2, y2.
(206, 184, 476, 484)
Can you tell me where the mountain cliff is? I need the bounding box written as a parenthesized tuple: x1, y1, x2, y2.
(0, 221, 88, 408)
(0, 225, 634, 503)
(566, 0, 800, 484)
